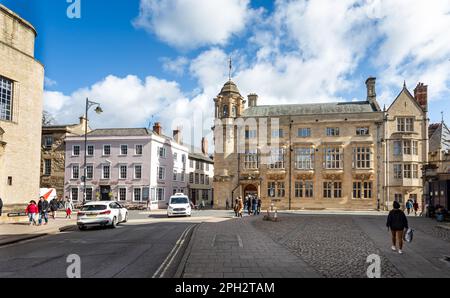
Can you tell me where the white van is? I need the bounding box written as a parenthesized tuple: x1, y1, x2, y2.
(167, 193, 192, 217)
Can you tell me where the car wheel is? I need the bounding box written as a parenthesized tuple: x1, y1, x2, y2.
(111, 216, 117, 228)
(78, 225, 86, 231)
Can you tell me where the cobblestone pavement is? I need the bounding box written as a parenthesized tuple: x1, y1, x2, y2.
(252, 214, 450, 278)
(253, 214, 402, 278)
(180, 216, 320, 278)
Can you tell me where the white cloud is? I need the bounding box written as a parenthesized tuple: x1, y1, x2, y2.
(161, 56, 189, 76)
(44, 77, 57, 88)
(133, 0, 252, 49)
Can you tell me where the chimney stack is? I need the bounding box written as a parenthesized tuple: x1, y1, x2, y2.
(247, 93, 258, 107)
(414, 82, 428, 112)
(173, 129, 182, 144)
(79, 116, 89, 134)
(153, 122, 162, 135)
(201, 137, 208, 155)
(365, 77, 380, 111)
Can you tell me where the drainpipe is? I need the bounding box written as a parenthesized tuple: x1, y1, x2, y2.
(288, 118, 293, 210)
(231, 141, 241, 208)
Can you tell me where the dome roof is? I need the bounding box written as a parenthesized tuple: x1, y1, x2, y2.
(219, 80, 241, 96)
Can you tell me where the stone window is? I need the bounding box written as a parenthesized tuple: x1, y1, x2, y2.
(200, 174, 205, 184)
(412, 164, 419, 178)
(0, 76, 13, 121)
(87, 145, 94, 156)
(189, 173, 194, 184)
(134, 165, 142, 179)
(277, 182, 285, 197)
(323, 181, 342, 198)
(173, 170, 177, 181)
(189, 159, 193, 168)
(403, 141, 411, 155)
(353, 181, 372, 199)
(120, 145, 128, 155)
(394, 164, 402, 179)
(205, 175, 209, 185)
(326, 127, 340, 136)
(244, 149, 258, 169)
(119, 165, 127, 179)
(393, 141, 402, 156)
(394, 193, 403, 203)
(157, 188, 165, 201)
(356, 127, 370, 135)
(85, 188, 93, 201)
(71, 188, 79, 202)
(43, 136, 53, 149)
(353, 147, 372, 169)
(173, 152, 177, 161)
(223, 105, 228, 117)
(103, 145, 111, 156)
(267, 182, 276, 197)
(133, 188, 142, 202)
(245, 130, 257, 139)
(272, 129, 284, 138)
(298, 128, 311, 137)
(158, 147, 166, 158)
(72, 145, 80, 156)
(231, 106, 237, 117)
(403, 164, 412, 178)
(295, 148, 314, 170)
(118, 187, 127, 201)
(72, 165, 80, 179)
(397, 117, 414, 132)
(202, 190, 209, 201)
(135, 145, 143, 155)
(86, 165, 93, 179)
(295, 181, 313, 198)
(102, 164, 110, 179)
(323, 147, 343, 169)
(157, 166, 165, 180)
(268, 148, 285, 169)
(195, 173, 199, 184)
(44, 159, 52, 176)
(412, 141, 418, 155)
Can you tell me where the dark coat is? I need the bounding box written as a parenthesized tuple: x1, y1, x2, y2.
(0, 197, 3, 209)
(386, 209, 408, 231)
(38, 200, 49, 214)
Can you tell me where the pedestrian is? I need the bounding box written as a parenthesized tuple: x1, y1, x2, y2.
(237, 196, 244, 218)
(413, 201, 419, 216)
(226, 199, 230, 210)
(247, 196, 252, 215)
(65, 197, 74, 219)
(405, 200, 412, 215)
(25, 200, 38, 226)
(37, 196, 49, 225)
(234, 198, 239, 217)
(251, 196, 257, 215)
(49, 198, 58, 219)
(201, 199, 205, 210)
(257, 197, 262, 215)
(386, 201, 409, 254)
(0, 196, 3, 217)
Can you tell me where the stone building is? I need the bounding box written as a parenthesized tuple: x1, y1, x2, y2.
(425, 121, 450, 210)
(187, 137, 214, 206)
(40, 117, 90, 197)
(64, 123, 189, 209)
(0, 5, 44, 206)
(213, 78, 428, 211)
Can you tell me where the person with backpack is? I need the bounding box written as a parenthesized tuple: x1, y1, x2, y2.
(386, 201, 409, 254)
(251, 196, 258, 216)
(25, 200, 38, 226)
(37, 196, 49, 225)
(49, 199, 58, 220)
(406, 200, 413, 215)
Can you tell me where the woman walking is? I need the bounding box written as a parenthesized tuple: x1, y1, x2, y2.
(65, 197, 74, 219)
(49, 199, 58, 220)
(386, 201, 409, 254)
(25, 200, 38, 226)
(237, 196, 244, 218)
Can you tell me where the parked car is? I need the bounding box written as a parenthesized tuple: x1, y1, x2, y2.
(167, 194, 192, 217)
(77, 201, 128, 230)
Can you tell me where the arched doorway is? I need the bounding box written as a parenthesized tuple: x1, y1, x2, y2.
(244, 184, 258, 198)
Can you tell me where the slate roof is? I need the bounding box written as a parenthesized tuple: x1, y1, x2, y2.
(429, 122, 450, 153)
(87, 128, 150, 137)
(189, 151, 214, 163)
(242, 101, 377, 117)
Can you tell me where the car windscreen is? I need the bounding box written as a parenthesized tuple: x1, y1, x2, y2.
(80, 205, 107, 211)
(170, 197, 189, 204)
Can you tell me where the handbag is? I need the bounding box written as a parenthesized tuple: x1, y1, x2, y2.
(404, 228, 414, 243)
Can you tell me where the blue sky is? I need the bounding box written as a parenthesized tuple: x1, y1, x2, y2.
(1, 0, 449, 145)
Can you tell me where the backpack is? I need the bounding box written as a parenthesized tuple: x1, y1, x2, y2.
(404, 228, 414, 243)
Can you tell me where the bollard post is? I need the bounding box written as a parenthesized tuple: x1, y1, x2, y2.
(274, 209, 278, 220)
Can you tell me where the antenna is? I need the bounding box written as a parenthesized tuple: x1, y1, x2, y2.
(228, 56, 232, 81)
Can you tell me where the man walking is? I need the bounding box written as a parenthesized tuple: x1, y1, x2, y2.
(257, 197, 262, 215)
(37, 196, 49, 225)
(386, 201, 409, 254)
(251, 196, 257, 215)
(406, 200, 412, 215)
(0, 196, 3, 217)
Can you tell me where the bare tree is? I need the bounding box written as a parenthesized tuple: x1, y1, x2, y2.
(42, 110, 56, 126)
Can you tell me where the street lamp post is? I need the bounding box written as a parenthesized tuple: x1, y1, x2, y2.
(82, 98, 103, 205)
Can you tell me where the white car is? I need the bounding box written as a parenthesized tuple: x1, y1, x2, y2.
(167, 194, 192, 217)
(77, 201, 128, 230)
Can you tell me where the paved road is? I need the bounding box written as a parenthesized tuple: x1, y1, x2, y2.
(0, 212, 196, 278)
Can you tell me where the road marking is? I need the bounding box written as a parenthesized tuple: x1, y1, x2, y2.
(152, 225, 194, 278)
(237, 234, 243, 248)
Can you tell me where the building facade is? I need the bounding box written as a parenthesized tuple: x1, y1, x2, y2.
(41, 117, 90, 197)
(0, 5, 44, 206)
(425, 121, 450, 210)
(64, 124, 189, 209)
(213, 78, 428, 211)
(187, 138, 214, 206)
